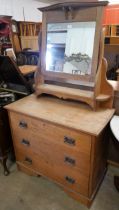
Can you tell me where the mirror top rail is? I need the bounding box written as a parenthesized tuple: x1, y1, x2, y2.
(38, 1, 108, 12)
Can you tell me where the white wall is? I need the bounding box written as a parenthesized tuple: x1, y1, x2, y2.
(0, 0, 48, 22)
(1, 0, 118, 22)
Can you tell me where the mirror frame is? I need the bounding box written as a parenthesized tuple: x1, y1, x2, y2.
(38, 1, 108, 84)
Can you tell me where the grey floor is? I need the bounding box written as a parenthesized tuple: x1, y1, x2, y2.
(0, 163, 119, 210)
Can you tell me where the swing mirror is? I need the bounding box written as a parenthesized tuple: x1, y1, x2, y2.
(46, 21, 96, 76)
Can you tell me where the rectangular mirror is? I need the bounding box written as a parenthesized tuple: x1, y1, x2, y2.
(46, 22, 96, 75)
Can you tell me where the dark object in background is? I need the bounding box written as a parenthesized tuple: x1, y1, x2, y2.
(107, 54, 119, 80)
(0, 19, 10, 37)
(16, 50, 39, 66)
(107, 67, 117, 80)
(114, 176, 119, 192)
(16, 53, 27, 66)
(0, 56, 33, 175)
(0, 56, 33, 94)
(0, 93, 14, 175)
(0, 18, 12, 55)
(105, 37, 110, 44)
(108, 131, 119, 165)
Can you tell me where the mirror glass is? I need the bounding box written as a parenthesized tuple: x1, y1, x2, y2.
(46, 22, 96, 75)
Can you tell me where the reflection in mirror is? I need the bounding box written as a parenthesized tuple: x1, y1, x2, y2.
(46, 22, 96, 75)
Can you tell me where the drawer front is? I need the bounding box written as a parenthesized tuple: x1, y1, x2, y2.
(9, 112, 91, 175)
(12, 133, 90, 175)
(9, 112, 91, 155)
(15, 148, 89, 196)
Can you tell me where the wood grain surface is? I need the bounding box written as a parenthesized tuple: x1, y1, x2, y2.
(19, 65, 37, 75)
(5, 94, 114, 136)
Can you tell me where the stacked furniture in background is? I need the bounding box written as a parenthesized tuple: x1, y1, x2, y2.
(16, 21, 41, 66)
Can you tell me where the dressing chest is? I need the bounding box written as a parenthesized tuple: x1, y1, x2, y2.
(5, 1, 115, 207)
(5, 94, 114, 207)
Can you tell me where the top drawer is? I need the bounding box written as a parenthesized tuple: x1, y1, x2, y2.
(9, 111, 91, 155)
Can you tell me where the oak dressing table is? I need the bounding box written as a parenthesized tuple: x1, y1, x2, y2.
(5, 1, 115, 207)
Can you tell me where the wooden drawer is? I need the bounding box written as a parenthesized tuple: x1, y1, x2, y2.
(9, 111, 91, 155)
(9, 112, 91, 175)
(14, 137, 90, 176)
(15, 148, 89, 196)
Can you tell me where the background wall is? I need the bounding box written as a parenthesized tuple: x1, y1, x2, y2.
(0, 0, 48, 22)
(0, 0, 118, 22)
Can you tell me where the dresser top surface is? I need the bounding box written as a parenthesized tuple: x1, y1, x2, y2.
(5, 94, 115, 136)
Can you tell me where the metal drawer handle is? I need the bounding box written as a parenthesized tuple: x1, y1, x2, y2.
(21, 139, 30, 146)
(64, 136, 75, 146)
(19, 121, 27, 128)
(24, 157, 32, 165)
(65, 156, 75, 165)
(65, 176, 75, 184)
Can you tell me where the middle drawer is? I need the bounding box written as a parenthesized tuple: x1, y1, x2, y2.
(12, 130, 91, 176)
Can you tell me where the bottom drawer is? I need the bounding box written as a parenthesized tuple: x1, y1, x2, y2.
(15, 148, 89, 196)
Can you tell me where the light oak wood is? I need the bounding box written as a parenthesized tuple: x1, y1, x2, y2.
(5, 2, 114, 206)
(36, 84, 94, 109)
(89, 129, 109, 196)
(108, 80, 119, 92)
(5, 93, 114, 207)
(94, 57, 114, 109)
(19, 65, 37, 75)
(64, 189, 92, 208)
(17, 163, 38, 176)
(20, 36, 38, 51)
(35, 1, 113, 110)
(15, 148, 89, 196)
(9, 112, 91, 175)
(5, 94, 115, 136)
(40, 5, 103, 82)
(9, 111, 91, 152)
(95, 94, 111, 102)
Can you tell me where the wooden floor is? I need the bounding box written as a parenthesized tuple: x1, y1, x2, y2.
(0, 163, 119, 210)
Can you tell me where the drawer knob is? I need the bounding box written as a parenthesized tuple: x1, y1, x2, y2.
(21, 139, 30, 146)
(24, 157, 32, 165)
(64, 156, 75, 165)
(64, 136, 75, 146)
(65, 176, 75, 184)
(19, 121, 27, 128)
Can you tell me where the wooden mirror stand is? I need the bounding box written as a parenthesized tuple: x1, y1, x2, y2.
(35, 1, 114, 110)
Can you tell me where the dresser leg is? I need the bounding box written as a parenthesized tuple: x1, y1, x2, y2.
(1, 157, 10, 176)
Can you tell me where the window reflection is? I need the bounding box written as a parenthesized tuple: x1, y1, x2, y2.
(46, 22, 96, 75)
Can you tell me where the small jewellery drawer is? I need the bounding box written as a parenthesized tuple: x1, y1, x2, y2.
(9, 112, 91, 155)
(15, 148, 89, 196)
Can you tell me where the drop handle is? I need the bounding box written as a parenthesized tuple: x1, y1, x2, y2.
(24, 157, 32, 165)
(21, 139, 30, 146)
(65, 176, 75, 184)
(64, 156, 75, 165)
(19, 121, 27, 128)
(64, 136, 75, 146)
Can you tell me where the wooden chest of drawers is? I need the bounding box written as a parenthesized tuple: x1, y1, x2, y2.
(5, 94, 114, 207)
